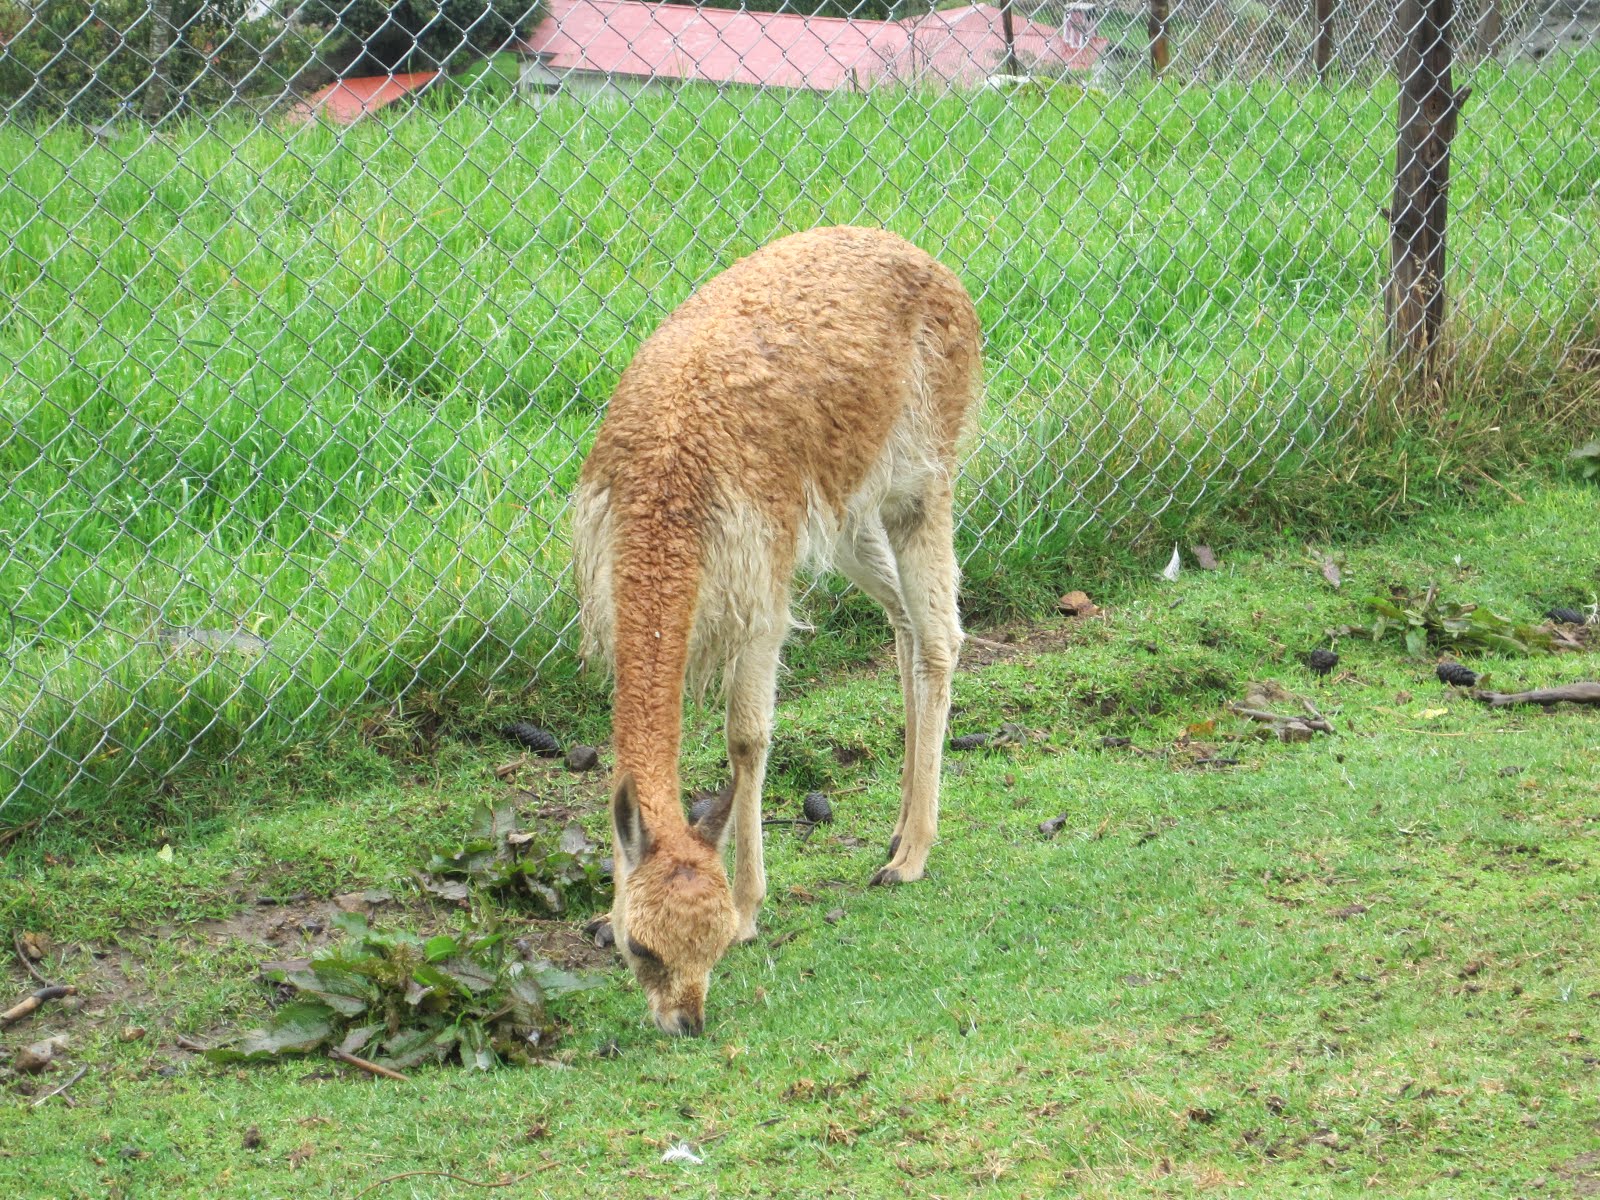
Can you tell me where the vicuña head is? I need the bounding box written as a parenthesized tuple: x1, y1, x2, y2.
(608, 774, 737, 1036)
(574, 225, 982, 1034)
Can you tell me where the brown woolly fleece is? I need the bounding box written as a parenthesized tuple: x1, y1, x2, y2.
(574, 225, 983, 1035)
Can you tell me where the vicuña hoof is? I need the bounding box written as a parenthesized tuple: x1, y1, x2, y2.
(583, 916, 616, 950)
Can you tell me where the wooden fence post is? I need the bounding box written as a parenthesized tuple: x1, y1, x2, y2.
(1149, 0, 1170, 77)
(1475, 0, 1503, 58)
(1314, 0, 1335, 80)
(1001, 0, 1022, 75)
(1385, 0, 1469, 366)
(143, 0, 176, 122)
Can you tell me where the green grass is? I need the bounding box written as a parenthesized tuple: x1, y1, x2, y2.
(2, 483, 1597, 1195)
(1, 60, 1598, 823)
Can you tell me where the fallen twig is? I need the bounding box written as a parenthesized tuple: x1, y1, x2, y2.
(1, 984, 76, 1026)
(174, 1034, 212, 1053)
(329, 1045, 410, 1082)
(966, 635, 1019, 653)
(0, 817, 43, 852)
(1550, 629, 1586, 652)
(1227, 702, 1335, 734)
(31, 1064, 87, 1108)
(1468, 464, 1525, 505)
(1474, 683, 1600, 709)
(492, 755, 530, 781)
(1301, 698, 1329, 726)
(353, 1164, 555, 1199)
(12, 932, 52, 987)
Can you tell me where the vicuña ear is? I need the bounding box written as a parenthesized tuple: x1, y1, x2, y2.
(692, 781, 736, 851)
(612, 774, 651, 871)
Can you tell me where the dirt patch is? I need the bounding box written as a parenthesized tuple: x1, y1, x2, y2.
(3, 941, 156, 1032)
(1556, 1150, 1600, 1197)
(960, 621, 1093, 670)
(3, 892, 616, 1050)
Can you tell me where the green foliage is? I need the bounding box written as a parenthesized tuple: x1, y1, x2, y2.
(1355, 584, 1555, 658)
(421, 802, 610, 914)
(5, 487, 1600, 1193)
(302, 0, 540, 71)
(1571, 438, 1600, 481)
(205, 911, 599, 1070)
(723, 0, 892, 19)
(0, 0, 317, 120)
(1, 63, 1598, 825)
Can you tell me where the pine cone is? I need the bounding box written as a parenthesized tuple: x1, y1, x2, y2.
(1545, 606, 1586, 625)
(501, 722, 561, 756)
(1306, 648, 1339, 676)
(802, 792, 834, 824)
(1435, 662, 1478, 687)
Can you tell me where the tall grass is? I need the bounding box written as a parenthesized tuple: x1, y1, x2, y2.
(1, 57, 1597, 824)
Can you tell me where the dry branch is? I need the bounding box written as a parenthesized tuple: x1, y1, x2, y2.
(1473, 683, 1600, 708)
(329, 1045, 410, 1082)
(31, 1064, 87, 1107)
(1, 984, 76, 1026)
(1227, 702, 1335, 734)
(12, 931, 51, 987)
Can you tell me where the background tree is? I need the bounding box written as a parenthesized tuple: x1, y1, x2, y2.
(0, 0, 318, 121)
(302, 0, 540, 72)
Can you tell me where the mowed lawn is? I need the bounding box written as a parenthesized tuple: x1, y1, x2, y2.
(2, 484, 1596, 1196)
(3, 56, 1599, 820)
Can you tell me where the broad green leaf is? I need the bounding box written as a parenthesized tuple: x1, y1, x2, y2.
(205, 1000, 337, 1062)
(331, 911, 370, 942)
(505, 969, 546, 1027)
(338, 1024, 382, 1056)
(529, 962, 604, 998)
(559, 822, 594, 855)
(1404, 628, 1428, 659)
(436, 955, 497, 994)
(281, 962, 376, 1016)
(381, 1023, 459, 1070)
(460, 1021, 497, 1072)
(424, 934, 461, 962)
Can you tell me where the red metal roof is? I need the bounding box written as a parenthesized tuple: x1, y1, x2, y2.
(287, 71, 441, 125)
(518, 0, 1105, 91)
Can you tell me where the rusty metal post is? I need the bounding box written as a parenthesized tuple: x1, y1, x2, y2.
(1386, 0, 1469, 366)
(1314, 0, 1335, 80)
(1001, 0, 1022, 75)
(1149, 0, 1170, 77)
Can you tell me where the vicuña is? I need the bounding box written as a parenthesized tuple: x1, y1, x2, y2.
(573, 226, 982, 1035)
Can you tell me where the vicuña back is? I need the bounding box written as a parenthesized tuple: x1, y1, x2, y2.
(573, 226, 982, 1035)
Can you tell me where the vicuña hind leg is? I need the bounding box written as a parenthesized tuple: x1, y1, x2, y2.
(836, 524, 918, 862)
(871, 490, 962, 887)
(726, 632, 784, 943)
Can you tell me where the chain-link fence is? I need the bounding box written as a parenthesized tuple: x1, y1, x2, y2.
(1, 0, 1597, 824)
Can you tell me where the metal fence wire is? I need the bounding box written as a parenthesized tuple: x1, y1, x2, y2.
(0, 0, 1597, 821)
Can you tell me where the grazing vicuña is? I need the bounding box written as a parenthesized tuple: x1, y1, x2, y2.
(573, 226, 982, 1035)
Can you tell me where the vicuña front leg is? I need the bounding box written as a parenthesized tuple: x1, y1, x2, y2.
(725, 633, 783, 942)
(872, 495, 962, 886)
